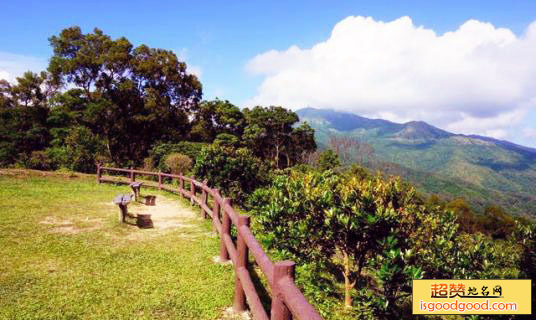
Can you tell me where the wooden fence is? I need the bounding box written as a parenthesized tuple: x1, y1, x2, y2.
(97, 165, 323, 320)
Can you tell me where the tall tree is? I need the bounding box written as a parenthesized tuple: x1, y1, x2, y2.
(47, 27, 202, 164)
(190, 99, 245, 142)
(243, 106, 315, 168)
(0, 72, 50, 165)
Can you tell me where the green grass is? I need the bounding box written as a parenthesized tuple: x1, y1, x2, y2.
(0, 169, 234, 320)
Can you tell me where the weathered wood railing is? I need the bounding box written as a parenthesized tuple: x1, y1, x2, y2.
(97, 165, 323, 320)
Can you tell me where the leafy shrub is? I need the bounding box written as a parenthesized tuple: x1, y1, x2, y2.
(143, 157, 155, 171)
(164, 153, 192, 175)
(249, 170, 417, 309)
(47, 126, 107, 173)
(193, 145, 270, 204)
(149, 141, 208, 170)
(248, 167, 523, 317)
(27, 151, 55, 171)
(316, 149, 340, 171)
(213, 133, 240, 148)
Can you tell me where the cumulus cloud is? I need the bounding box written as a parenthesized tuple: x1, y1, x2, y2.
(246, 16, 536, 141)
(0, 52, 47, 83)
(524, 128, 536, 138)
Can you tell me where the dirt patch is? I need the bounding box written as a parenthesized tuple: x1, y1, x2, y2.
(219, 307, 251, 320)
(106, 194, 213, 241)
(130, 195, 198, 230)
(40, 216, 102, 235)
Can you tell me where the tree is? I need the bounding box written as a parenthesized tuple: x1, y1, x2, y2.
(514, 221, 536, 317)
(0, 72, 51, 165)
(249, 170, 417, 308)
(328, 135, 375, 164)
(164, 153, 192, 175)
(149, 141, 208, 171)
(316, 149, 340, 171)
(193, 145, 270, 204)
(190, 99, 245, 142)
(46, 126, 107, 172)
(288, 122, 317, 166)
(47, 26, 202, 165)
(243, 106, 315, 168)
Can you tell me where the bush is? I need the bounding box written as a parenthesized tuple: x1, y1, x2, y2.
(27, 151, 55, 171)
(316, 149, 340, 171)
(193, 145, 270, 205)
(164, 153, 192, 175)
(149, 141, 208, 171)
(46, 126, 107, 173)
(213, 133, 240, 148)
(248, 167, 522, 317)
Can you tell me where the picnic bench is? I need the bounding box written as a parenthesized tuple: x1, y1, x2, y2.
(129, 182, 143, 201)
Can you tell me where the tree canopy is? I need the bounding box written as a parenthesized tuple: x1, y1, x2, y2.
(47, 27, 202, 164)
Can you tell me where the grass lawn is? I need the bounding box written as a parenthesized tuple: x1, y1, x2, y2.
(0, 169, 235, 320)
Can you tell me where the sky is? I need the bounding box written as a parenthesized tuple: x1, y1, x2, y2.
(1, 0, 536, 147)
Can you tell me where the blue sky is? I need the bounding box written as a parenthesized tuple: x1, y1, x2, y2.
(1, 1, 536, 146)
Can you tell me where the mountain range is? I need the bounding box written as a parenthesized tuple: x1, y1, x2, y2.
(297, 108, 536, 217)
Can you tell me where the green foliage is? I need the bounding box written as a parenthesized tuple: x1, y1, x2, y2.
(249, 169, 422, 310)
(27, 151, 55, 171)
(149, 141, 207, 171)
(0, 73, 50, 166)
(213, 133, 240, 148)
(47, 26, 202, 165)
(443, 198, 516, 238)
(143, 157, 155, 171)
(164, 153, 193, 175)
(514, 221, 536, 316)
(190, 99, 245, 142)
(298, 108, 536, 217)
(193, 145, 270, 204)
(46, 126, 107, 173)
(243, 106, 316, 168)
(316, 149, 341, 171)
(249, 167, 527, 318)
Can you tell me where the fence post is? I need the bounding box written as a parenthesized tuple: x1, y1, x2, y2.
(219, 197, 232, 262)
(271, 261, 295, 320)
(234, 215, 250, 312)
(158, 171, 162, 190)
(179, 175, 185, 197)
(129, 167, 135, 183)
(201, 179, 208, 218)
(212, 189, 221, 233)
(96, 164, 101, 183)
(190, 176, 195, 205)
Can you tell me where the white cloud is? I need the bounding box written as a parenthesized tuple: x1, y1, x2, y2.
(524, 128, 536, 138)
(173, 48, 203, 79)
(246, 16, 536, 140)
(187, 65, 203, 79)
(0, 52, 47, 83)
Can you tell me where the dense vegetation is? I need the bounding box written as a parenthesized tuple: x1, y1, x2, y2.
(248, 163, 535, 319)
(0, 27, 316, 177)
(1, 27, 535, 319)
(297, 108, 536, 218)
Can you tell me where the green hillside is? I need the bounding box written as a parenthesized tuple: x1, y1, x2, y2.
(297, 108, 536, 217)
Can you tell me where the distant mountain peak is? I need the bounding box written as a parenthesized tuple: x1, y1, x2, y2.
(295, 107, 536, 217)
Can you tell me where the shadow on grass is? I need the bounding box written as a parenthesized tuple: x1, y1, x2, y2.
(247, 262, 272, 315)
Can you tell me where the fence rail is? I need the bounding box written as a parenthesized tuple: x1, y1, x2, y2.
(97, 165, 323, 320)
